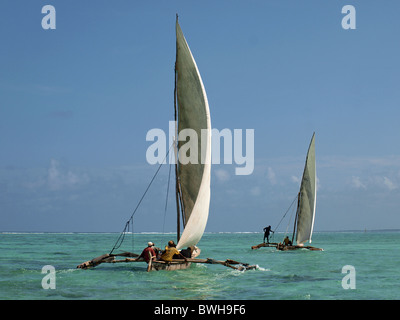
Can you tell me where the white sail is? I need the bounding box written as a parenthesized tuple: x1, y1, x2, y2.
(296, 133, 316, 245)
(175, 20, 211, 250)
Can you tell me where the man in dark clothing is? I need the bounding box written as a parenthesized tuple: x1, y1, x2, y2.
(263, 225, 274, 243)
(180, 246, 193, 258)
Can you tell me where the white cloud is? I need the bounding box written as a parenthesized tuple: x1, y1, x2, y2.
(291, 175, 300, 185)
(350, 174, 398, 191)
(383, 176, 397, 191)
(47, 159, 89, 190)
(351, 176, 366, 189)
(250, 186, 261, 196)
(214, 169, 230, 182)
(267, 167, 276, 185)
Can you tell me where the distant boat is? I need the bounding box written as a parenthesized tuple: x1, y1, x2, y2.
(252, 133, 322, 251)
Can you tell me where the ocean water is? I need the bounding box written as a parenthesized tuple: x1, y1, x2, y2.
(0, 231, 399, 300)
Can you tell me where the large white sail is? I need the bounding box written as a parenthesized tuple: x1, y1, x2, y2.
(296, 133, 317, 245)
(175, 20, 211, 250)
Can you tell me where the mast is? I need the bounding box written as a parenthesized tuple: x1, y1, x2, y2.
(174, 24, 179, 243)
(173, 135, 185, 243)
(174, 14, 188, 244)
(174, 16, 183, 243)
(174, 142, 180, 243)
(291, 192, 300, 244)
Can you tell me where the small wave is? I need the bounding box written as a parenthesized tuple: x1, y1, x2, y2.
(255, 265, 270, 272)
(229, 264, 269, 273)
(58, 268, 79, 274)
(52, 252, 70, 256)
(193, 263, 208, 270)
(1, 232, 46, 234)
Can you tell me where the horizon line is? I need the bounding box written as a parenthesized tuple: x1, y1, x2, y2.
(1, 228, 400, 235)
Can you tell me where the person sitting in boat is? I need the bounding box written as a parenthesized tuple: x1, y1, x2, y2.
(283, 236, 292, 246)
(150, 243, 162, 260)
(136, 242, 157, 263)
(263, 225, 274, 243)
(160, 240, 188, 262)
(180, 246, 194, 258)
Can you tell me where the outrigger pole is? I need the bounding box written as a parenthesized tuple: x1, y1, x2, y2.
(77, 254, 257, 271)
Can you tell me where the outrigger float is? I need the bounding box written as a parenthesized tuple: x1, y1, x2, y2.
(251, 133, 323, 252)
(77, 16, 256, 272)
(77, 252, 256, 272)
(251, 243, 322, 251)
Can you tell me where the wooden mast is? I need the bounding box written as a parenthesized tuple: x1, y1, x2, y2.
(174, 149, 181, 243)
(291, 192, 300, 244)
(174, 55, 181, 243)
(174, 15, 184, 243)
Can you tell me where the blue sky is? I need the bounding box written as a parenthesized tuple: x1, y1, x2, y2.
(1, 1, 400, 233)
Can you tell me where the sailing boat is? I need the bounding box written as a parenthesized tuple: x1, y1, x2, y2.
(77, 17, 256, 271)
(252, 133, 322, 251)
(150, 16, 212, 271)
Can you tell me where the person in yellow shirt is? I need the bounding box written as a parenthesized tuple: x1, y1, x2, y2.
(160, 240, 188, 262)
(283, 236, 292, 246)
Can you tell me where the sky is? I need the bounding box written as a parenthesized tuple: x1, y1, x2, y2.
(1, 1, 400, 233)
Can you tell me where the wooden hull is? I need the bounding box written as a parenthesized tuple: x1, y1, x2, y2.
(251, 242, 279, 250)
(251, 242, 323, 251)
(147, 246, 200, 272)
(150, 261, 192, 271)
(277, 245, 323, 251)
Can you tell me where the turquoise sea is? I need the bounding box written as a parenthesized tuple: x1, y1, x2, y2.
(0, 231, 399, 300)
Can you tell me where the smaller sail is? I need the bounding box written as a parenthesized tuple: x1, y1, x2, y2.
(296, 133, 317, 245)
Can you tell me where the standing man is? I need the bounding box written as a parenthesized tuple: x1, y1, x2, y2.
(263, 225, 274, 243)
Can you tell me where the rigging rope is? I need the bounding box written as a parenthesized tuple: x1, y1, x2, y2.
(274, 193, 298, 233)
(162, 156, 173, 238)
(131, 217, 134, 253)
(109, 143, 173, 255)
(284, 201, 297, 238)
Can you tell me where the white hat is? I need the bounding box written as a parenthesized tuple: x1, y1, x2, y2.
(148, 242, 154, 246)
